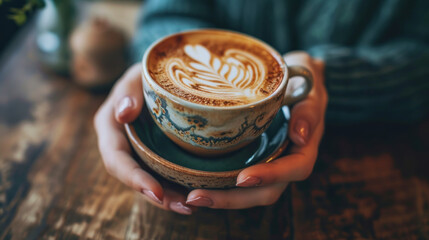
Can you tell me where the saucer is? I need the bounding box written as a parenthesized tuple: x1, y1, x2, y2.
(125, 107, 290, 189)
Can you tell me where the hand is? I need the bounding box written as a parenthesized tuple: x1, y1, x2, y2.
(185, 52, 327, 209)
(94, 64, 195, 215)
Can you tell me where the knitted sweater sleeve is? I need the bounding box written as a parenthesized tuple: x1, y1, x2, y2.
(309, 41, 429, 124)
(131, 0, 215, 62)
(308, 1, 429, 124)
(132, 0, 429, 124)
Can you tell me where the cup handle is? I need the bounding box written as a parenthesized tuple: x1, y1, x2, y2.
(283, 66, 314, 105)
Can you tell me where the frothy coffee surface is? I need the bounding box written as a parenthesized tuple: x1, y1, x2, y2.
(147, 30, 284, 106)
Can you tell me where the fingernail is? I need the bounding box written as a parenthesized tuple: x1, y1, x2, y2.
(142, 189, 163, 205)
(186, 196, 213, 207)
(118, 96, 133, 116)
(294, 119, 310, 145)
(169, 202, 192, 215)
(236, 176, 262, 187)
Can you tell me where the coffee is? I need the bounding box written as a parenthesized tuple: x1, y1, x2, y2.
(142, 30, 313, 156)
(147, 30, 284, 106)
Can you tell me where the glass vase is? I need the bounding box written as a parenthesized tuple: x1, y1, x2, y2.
(36, 0, 75, 74)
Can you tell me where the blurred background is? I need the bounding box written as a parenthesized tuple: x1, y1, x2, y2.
(0, 0, 141, 90)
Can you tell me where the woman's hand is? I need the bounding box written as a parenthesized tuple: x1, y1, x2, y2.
(95, 51, 327, 211)
(185, 52, 328, 209)
(94, 64, 194, 215)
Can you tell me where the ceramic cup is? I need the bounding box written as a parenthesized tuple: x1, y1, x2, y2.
(142, 30, 313, 156)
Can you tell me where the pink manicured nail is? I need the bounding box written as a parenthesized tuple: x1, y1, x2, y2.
(294, 119, 310, 145)
(236, 176, 262, 187)
(186, 196, 213, 207)
(118, 96, 133, 116)
(169, 202, 192, 215)
(142, 189, 163, 204)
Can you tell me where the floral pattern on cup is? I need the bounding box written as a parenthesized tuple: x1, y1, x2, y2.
(144, 88, 280, 153)
(141, 30, 313, 156)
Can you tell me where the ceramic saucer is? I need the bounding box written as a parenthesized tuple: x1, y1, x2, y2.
(125, 106, 290, 189)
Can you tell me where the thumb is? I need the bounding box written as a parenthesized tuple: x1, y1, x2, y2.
(113, 64, 144, 124)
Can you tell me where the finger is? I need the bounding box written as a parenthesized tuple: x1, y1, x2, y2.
(186, 183, 287, 209)
(283, 52, 324, 146)
(141, 187, 193, 215)
(288, 61, 327, 147)
(288, 97, 324, 146)
(313, 58, 325, 74)
(94, 103, 163, 203)
(236, 116, 325, 187)
(284, 51, 325, 97)
(236, 148, 316, 187)
(164, 188, 194, 215)
(111, 64, 144, 124)
(283, 51, 311, 60)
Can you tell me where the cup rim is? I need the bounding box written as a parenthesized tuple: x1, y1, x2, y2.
(141, 29, 289, 111)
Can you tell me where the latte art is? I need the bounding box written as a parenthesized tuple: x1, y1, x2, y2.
(147, 30, 284, 106)
(166, 44, 266, 101)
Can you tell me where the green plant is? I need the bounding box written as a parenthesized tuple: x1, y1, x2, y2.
(0, 0, 45, 25)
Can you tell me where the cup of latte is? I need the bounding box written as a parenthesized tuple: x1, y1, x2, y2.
(142, 29, 313, 156)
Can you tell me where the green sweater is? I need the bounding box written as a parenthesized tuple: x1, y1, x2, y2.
(132, 0, 429, 124)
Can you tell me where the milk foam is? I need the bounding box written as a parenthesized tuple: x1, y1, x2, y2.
(165, 44, 267, 102)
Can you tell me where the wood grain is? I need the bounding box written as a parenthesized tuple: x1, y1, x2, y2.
(1, 20, 428, 240)
(292, 123, 429, 240)
(0, 25, 293, 240)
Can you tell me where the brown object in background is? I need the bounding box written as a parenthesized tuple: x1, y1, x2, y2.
(2, 22, 429, 239)
(70, 17, 128, 90)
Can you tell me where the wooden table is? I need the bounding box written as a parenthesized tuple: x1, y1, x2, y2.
(1, 25, 428, 240)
